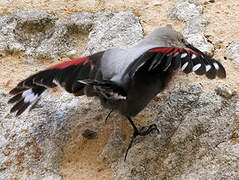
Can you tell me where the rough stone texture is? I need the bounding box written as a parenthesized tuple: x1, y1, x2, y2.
(82, 129, 98, 139)
(0, 10, 143, 179)
(109, 83, 239, 179)
(0, 0, 238, 179)
(215, 84, 233, 99)
(170, 0, 203, 22)
(0, 10, 143, 60)
(0, 14, 25, 57)
(83, 11, 143, 56)
(71, 12, 95, 33)
(170, 0, 214, 56)
(0, 10, 76, 60)
(0, 92, 78, 179)
(185, 33, 214, 56)
(183, 16, 208, 36)
(227, 41, 239, 65)
(99, 127, 126, 166)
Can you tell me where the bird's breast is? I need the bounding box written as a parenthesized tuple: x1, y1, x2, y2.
(116, 70, 173, 117)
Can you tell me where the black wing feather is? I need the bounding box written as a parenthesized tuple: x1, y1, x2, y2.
(161, 54, 173, 71)
(172, 51, 181, 70)
(192, 56, 206, 75)
(8, 52, 102, 116)
(182, 54, 193, 74)
(148, 53, 163, 71)
(128, 47, 226, 80)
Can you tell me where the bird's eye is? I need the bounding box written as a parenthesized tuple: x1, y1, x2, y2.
(180, 36, 190, 46)
(180, 37, 185, 43)
(177, 33, 185, 42)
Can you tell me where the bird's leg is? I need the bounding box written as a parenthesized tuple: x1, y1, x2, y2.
(104, 110, 113, 124)
(124, 117, 139, 161)
(124, 117, 160, 161)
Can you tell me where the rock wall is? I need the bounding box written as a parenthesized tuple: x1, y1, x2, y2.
(0, 0, 239, 179)
(0, 11, 142, 60)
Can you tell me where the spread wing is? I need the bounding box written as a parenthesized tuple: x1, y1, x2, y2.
(128, 46, 226, 80)
(8, 52, 103, 116)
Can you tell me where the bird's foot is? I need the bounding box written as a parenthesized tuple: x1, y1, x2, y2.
(138, 124, 160, 136)
(124, 123, 159, 161)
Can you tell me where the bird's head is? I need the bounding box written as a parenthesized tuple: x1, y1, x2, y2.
(156, 24, 189, 48)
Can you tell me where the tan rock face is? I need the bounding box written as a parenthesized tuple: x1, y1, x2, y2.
(0, 0, 239, 180)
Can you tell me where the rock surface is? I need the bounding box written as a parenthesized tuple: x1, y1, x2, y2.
(170, 0, 203, 22)
(0, 92, 77, 179)
(0, 11, 142, 60)
(170, 0, 214, 55)
(227, 41, 239, 65)
(99, 127, 126, 166)
(84, 11, 143, 55)
(2, 83, 239, 179)
(0, 10, 143, 179)
(110, 83, 239, 179)
(0, 0, 239, 179)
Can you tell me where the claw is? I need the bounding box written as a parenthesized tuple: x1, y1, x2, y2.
(137, 124, 159, 136)
(124, 117, 159, 161)
(124, 131, 138, 161)
(143, 124, 160, 135)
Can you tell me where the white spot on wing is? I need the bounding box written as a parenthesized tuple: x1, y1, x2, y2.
(182, 62, 189, 71)
(22, 88, 38, 103)
(53, 79, 62, 87)
(53, 79, 59, 85)
(113, 93, 126, 100)
(206, 65, 211, 72)
(77, 80, 88, 85)
(193, 64, 201, 71)
(181, 53, 187, 58)
(191, 54, 197, 59)
(213, 62, 219, 70)
(24, 93, 38, 103)
(22, 89, 32, 98)
(109, 92, 126, 100)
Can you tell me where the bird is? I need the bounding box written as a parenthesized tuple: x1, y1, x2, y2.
(8, 25, 226, 160)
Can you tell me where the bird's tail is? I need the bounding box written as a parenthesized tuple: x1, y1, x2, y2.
(78, 79, 127, 100)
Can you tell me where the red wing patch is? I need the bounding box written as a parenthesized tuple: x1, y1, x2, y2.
(149, 47, 200, 56)
(8, 52, 104, 116)
(48, 57, 90, 70)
